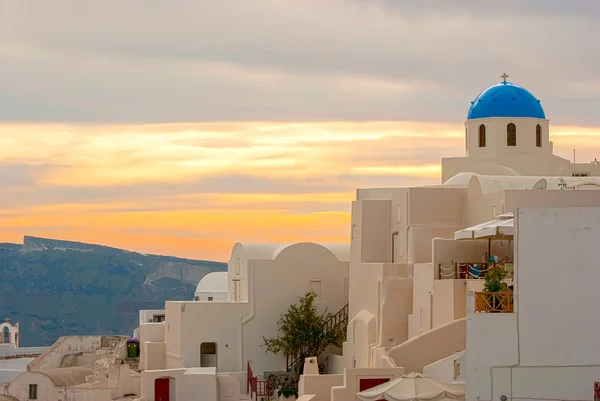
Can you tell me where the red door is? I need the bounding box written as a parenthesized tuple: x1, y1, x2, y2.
(359, 378, 390, 401)
(155, 378, 170, 401)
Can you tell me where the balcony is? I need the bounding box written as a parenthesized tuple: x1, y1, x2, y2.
(438, 261, 513, 280)
(474, 291, 514, 313)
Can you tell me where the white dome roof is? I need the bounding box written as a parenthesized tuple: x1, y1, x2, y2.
(195, 272, 228, 293)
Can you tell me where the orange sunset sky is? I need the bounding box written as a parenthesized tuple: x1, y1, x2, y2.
(1, 2, 600, 261)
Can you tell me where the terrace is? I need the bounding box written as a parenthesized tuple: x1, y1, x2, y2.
(440, 213, 516, 313)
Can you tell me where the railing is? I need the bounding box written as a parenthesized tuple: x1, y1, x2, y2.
(438, 262, 513, 280)
(247, 361, 271, 401)
(475, 291, 514, 313)
(285, 303, 349, 372)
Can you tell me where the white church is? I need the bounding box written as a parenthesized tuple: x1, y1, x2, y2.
(4, 75, 600, 401)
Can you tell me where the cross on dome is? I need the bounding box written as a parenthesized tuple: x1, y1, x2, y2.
(4, 317, 9, 323)
(501, 72, 509, 84)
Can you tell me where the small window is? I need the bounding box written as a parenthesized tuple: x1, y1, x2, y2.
(194, 296, 200, 301)
(396, 205, 401, 224)
(153, 315, 165, 323)
(309, 280, 322, 298)
(29, 384, 38, 400)
(352, 224, 356, 239)
(507, 123, 516, 146)
(208, 296, 214, 301)
(536, 124, 542, 147)
(235, 258, 240, 275)
(478, 124, 486, 147)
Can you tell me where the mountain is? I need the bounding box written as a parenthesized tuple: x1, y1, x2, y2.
(0, 236, 227, 346)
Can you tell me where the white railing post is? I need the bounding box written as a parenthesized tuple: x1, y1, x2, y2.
(467, 290, 476, 314)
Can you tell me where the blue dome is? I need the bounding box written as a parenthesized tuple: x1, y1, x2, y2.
(467, 81, 546, 120)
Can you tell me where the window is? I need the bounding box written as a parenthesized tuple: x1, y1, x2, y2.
(478, 124, 486, 147)
(352, 224, 356, 239)
(507, 123, 516, 146)
(29, 384, 38, 400)
(208, 296, 214, 301)
(200, 342, 217, 368)
(194, 296, 200, 301)
(309, 280, 322, 298)
(396, 205, 402, 224)
(536, 124, 542, 147)
(234, 258, 240, 275)
(153, 315, 165, 323)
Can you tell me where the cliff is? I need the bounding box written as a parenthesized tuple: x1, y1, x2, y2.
(0, 236, 226, 346)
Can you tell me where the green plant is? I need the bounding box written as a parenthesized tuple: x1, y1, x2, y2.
(278, 386, 298, 398)
(483, 267, 510, 311)
(262, 292, 346, 376)
(483, 267, 506, 292)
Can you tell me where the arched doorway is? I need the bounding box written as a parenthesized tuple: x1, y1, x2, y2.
(155, 377, 174, 401)
(2, 327, 9, 344)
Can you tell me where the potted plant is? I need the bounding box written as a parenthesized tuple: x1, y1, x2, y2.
(482, 267, 509, 312)
(278, 386, 298, 401)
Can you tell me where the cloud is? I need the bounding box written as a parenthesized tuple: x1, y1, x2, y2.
(0, 1, 599, 124)
(1, 3, 600, 259)
(0, 121, 599, 260)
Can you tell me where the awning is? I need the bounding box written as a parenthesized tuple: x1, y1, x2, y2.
(355, 371, 465, 401)
(454, 212, 513, 240)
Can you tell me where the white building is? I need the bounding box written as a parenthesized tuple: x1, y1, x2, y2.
(137, 242, 349, 401)
(2, 336, 139, 401)
(0, 320, 18, 349)
(133, 75, 600, 401)
(194, 272, 228, 302)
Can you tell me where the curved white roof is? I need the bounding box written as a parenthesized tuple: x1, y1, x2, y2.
(473, 175, 541, 194)
(271, 242, 350, 262)
(195, 272, 228, 293)
(231, 243, 285, 261)
(443, 172, 478, 187)
(443, 173, 600, 195)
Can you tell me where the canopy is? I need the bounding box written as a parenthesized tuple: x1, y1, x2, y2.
(355, 371, 465, 401)
(454, 212, 513, 240)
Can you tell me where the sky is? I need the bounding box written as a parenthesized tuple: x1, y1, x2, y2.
(1, 1, 600, 261)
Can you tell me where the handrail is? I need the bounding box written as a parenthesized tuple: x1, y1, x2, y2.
(438, 261, 513, 280)
(475, 291, 514, 313)
(285, 303, 349, 372)
(247, 361, 271, 400)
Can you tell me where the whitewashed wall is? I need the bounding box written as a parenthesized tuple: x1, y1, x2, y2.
(466, 207, 600, 401)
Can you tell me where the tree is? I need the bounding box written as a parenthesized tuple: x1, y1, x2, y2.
(263, 292, 346, 375)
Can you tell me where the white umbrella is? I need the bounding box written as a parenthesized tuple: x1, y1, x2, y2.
(355, 371, 465, 401)
(474, 217, 513, 239)
(454, 212, 513, 241)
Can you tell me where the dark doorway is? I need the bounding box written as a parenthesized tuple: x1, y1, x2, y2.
(155, 377, 170, 401)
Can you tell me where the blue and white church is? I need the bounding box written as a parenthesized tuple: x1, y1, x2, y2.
(442, 73, 600, 183)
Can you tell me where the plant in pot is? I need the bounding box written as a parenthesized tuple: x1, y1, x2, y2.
(278, 386, 298, 401)
(482, 267, 509, 312)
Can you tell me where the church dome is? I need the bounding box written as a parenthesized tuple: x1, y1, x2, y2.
(467, 79, 546, 120)
(195, 272, 228, 294)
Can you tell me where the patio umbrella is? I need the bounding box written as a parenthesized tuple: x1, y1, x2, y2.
(453, 213, 514, 262)
(355, 371, 465, 401)
(454, 213, 513, 241)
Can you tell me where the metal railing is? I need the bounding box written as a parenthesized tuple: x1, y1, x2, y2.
(248, 361, 271, 401)
(475, 291, 514, 313)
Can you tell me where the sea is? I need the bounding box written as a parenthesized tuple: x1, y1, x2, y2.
(0, 346, 48, 383)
